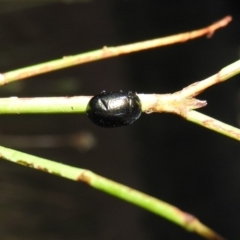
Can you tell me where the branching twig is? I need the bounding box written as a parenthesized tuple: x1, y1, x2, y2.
(0, 59, 239, 141)
(0, 16, 231, 86)
(138, 59, 240, 141)
(140, 59, 240, 113)
(177, 59, 240, 99)
(0, 145, 225, 240)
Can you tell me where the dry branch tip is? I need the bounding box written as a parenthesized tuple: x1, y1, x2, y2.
(207, 16, 232, 38)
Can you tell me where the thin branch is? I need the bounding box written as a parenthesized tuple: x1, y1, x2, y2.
(0, 96, 90, 114)
(0, 94, 206, 114)
(138, 59, 240, 141)
(140, 94, 240, 141)
(140, 59, 240, 113)
(184, 110, 240, 141)
(0, 145, 225, 240)
(177, 59, 240, 99)
(0, 16, 231, 86)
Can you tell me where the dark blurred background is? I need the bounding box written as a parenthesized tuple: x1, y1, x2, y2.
(0, 1, 239, 239)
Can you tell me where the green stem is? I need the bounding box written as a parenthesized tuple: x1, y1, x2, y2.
(185, 110, 240, 141)
(0, 16, 231, 86)
(0, 96, 90, 114)
(0, 145, 224, 240)
(0, 96, 239, 143)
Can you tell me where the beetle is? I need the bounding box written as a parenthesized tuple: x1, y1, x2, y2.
(86, 91, 142, 128)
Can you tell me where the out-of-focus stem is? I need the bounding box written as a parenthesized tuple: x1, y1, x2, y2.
(0, 131, 96, 151)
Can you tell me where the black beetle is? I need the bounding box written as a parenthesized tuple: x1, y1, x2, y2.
(86, 91, 142, 128)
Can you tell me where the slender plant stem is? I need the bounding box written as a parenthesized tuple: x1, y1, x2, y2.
(184, 110, 240, 141)
(177, 59, 240, 99)
(0, 145, 225, 240)
(0, 16, 231, 86)
(0, 96, 90, 114)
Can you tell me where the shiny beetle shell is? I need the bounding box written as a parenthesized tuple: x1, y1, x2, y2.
(86, 91, 142, 128)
